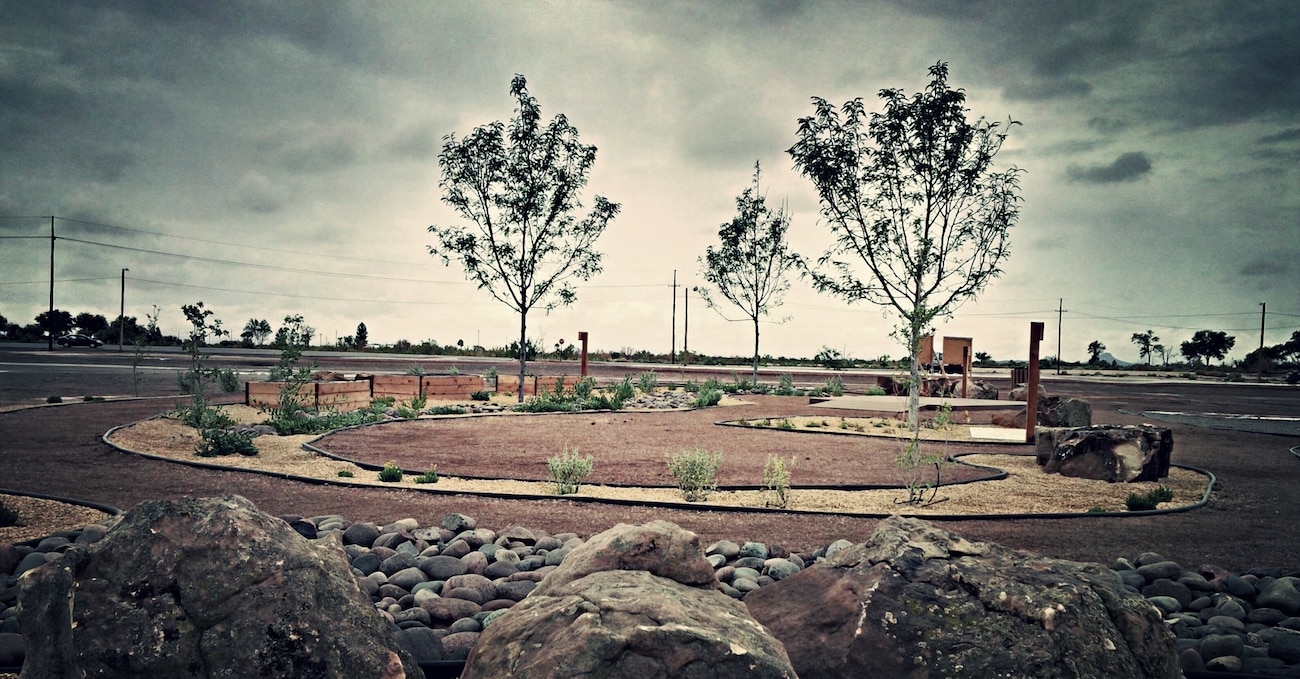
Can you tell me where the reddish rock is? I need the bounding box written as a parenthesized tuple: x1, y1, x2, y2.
(1039, 424, 1173, 482)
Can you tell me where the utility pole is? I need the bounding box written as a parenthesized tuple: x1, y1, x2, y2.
(670, 269, 678, 364)
(48, 216, 55, 351)
(683, 285, 689, 363)
(119, 268, 129, 351)
(1260, 302, 1267, 350)
(1055, 298, 1068, 375)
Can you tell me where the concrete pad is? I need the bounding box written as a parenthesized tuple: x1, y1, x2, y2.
(810, 395, 1023, 414)
(969, 426, 1028, 441)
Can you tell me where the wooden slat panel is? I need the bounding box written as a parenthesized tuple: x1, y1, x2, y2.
(372, 375, 421, 399)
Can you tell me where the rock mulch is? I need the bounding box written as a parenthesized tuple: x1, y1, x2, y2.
(4, 512, 1300, 675)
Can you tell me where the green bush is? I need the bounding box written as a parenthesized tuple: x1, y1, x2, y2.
(777, 418, 795, 430)
(667, 447, 722, 502)
(378, 462, 404, 483)
(574, 377, 596, 400)
(822, 375, 845, 397)
(515, 395, 578, 413)
(547, 448, 594, 495)
(638, 371, 658, 394)
(413, 466, 440, 484)
(195, 428, 258, 457)
(267, 407, 384, 435)
(1125, 485, 1175, 511)
(583, 393, 623, 411)
(0, 500, 18, 527)
(614, 375, 636, 401)
(470, 390, 490, 401)
(337, 470, 355, 478)
(1086, 505, 1107, 514)
(865, 385, 886, 396)
(776, 373, 797, 396)
(177, 404, 235, 430)
(764, 455, 795, 508)
(45, 395, 62, 404)
(692, 389, 723, 408)
(428, 405, 466, 415)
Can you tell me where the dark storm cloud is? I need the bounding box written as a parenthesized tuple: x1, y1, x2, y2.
(1258, 128, 1300, 144)
(1238, 256, 1293, 279)
(1066, 152, 1152, 184)
(1087, 117, 1128, 134)
(1002, 77, 1091, 101)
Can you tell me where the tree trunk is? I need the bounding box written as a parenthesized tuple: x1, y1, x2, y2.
(907, 327, 921, 434)
(517, 312, 527, 404)
(752, 317, 760, 386)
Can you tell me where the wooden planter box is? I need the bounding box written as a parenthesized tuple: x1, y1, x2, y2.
(421, 375, 485, 399)
(245, 380, 371, 412)
(371, 375, 421, 401)
(496, 375, 579, 397)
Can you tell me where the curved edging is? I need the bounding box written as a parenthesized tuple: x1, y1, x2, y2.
(714, 417, 1034, 447)
(1291, 445, 1299, 461)
(0, 488, 122, 521)
(302, 435, 1009, 491)
(102, 417, 1215, 521)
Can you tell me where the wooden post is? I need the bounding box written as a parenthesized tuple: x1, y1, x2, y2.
(961, 346, 970, 399)
(578, 331, 589, 377)
(1026, 322, 1044, 443)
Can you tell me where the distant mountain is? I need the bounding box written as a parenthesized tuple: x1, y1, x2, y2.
(1097, 352, 1132, 367)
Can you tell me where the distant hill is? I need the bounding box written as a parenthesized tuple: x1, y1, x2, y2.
(1097, 352, 1132, 367)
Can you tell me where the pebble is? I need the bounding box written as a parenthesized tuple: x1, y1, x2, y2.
(6, 511, 1300, 677)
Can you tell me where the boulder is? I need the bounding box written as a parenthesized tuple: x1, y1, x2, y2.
(463, 520, 795, 678)
(1039, 424, 1173, 482)
(969, 381, 998, 400)
(744, 516, 1180, 679)
(18, 495, 421, 679)
(1042, 397, 1092, 427)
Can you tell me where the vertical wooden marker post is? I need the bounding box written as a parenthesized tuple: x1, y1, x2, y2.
(1026, 322, 1044, 443)
(578, 331, 589, 377)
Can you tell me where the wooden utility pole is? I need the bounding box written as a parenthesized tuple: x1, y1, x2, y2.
(670, 269, 677, 364)
(1055, 298, 1067, 374)
(1027, 322, 1044, 443)
(48, 216, 55, 351)
(1260, 302, 1267, 350)
(119, 268, 129, 351)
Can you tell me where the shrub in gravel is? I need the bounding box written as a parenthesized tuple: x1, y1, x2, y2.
(194, 428, 258, 457)
(378, 462, 404, 483)
(413, 467, 439, 484)
(764, 455, 795, 508)
(547, 448, 593, 495)
(667, 447, 722, 502)
(337, 470, 354, 478)
(692, 389, 723, 408)
(638, 370, 658, 394)
(1125, 485, 1174, 511)
(614, 375, 636, 401)
(0, 499, 17, 527)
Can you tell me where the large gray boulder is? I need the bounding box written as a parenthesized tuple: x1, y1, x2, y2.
(1038, 424, 1173, 482)
(744, 516, 1180, 679)
(462, 521, 795, 678)
(18, 495, 422, 679)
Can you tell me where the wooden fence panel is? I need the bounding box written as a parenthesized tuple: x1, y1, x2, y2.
(372, 375, 421, 400)
(315, 381, 370, 411)
(421, 375, 485, 398)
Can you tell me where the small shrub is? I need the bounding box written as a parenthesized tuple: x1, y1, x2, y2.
(413, 466, 440, 484)
(337, 469, 355, 478)
(583, 393, 623, 411)
(1086, 505, 1107, 514)
(218, 368, 241, 393)
(822, 375, 845, 397)
(573, 377, 596, 399)
(45, 395, 62, 404)
(547, 448, 594, 495)
(177, 404, 235, 430)
(427, 405, 466, 415)
(638, 371, 658, 394)
(195, 428, 258, 457)
(839, 418, 849, 430)
(0, 500, 18, 527)
(515, 395, 578, 413)
(378, 462, 404, 483)
(776, 373, 796, 395)
(404, 364, 426, 376)
(804, 420, 823, 428)
(692, 389, 723, 408)
(82, 395, 105, 402)
(448, 365, 460, 375)
(614, 375, 636, 401)
(865, 385, 886, 396)
(777, 418, 795, 430)
(1125, 485, 1175, 511)
(470, 390, 490, 401)
(764, 455, 796, 508)
(371, 396, 396, 407)
(667, 447, 722, 502)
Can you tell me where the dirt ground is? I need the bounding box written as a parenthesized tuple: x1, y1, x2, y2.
(1, 347, 1298, 572)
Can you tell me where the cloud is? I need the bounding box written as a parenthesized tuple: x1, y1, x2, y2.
(1002, 77, 1092, 101)
(1258, 127, 1300, 144)
(235, 172, 283, 214)
(1066, 152, 1152, 184)
(1238, 256, 1294, 278)
(1087, 117, 1128, 134)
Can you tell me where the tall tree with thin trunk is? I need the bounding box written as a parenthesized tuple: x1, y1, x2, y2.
(1131, 329, 1158, 365)
(789, 62, 1022, 502)
(428, 75, 619, 402)
(698, 162, 803, 385)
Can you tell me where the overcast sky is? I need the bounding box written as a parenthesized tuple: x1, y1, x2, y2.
(2, 1, 1297, 365)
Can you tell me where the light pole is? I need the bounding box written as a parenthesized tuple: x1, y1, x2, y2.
(119, 268, 129, 351)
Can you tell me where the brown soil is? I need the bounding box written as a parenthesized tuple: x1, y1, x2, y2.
(1, 352, 1297, 573)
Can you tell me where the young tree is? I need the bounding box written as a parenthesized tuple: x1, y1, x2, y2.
(1087, 340, 1106, 365)
(789, 62, 1022, 496)
(177, 302, 234, 428)
(698, 162, 803, 384)
(354, 322, 368, 350)
(1153, 343, 1169, 366)
(1131, 330, 1159, 365)
(1181, 329, 1236, 365)
(428, 74, 619, 402)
